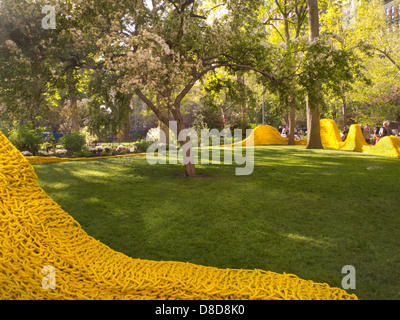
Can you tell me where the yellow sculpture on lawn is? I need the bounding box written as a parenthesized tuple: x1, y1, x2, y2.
(320, 119, 400, 157)
(0, 129, 357, 300)
(236, 118, 400, 158)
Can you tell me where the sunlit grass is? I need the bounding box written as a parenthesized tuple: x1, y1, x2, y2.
(33, 145, 400, 300)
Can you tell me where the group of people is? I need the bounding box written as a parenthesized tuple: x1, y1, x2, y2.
(342, 120, 400, 145)
(277, 126, 306, 140)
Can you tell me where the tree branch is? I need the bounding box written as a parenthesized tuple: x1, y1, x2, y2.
(134, 88, 169, 125)
(372, 47, 400, 71)
(190, 13, 206, 19)
(174, 66, 218, 105)
(264, 21, 286, 42)
(214, 62, 276, 82)
(180, 0, 195, 12)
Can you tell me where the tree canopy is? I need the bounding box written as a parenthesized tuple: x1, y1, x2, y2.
(1, 0, 400, 175)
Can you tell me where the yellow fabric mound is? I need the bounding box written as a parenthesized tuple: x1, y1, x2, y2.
(340, 124, 370, 152)
(364, 136, 400, 157)
(234, 125, 307, 146)
(0, 130, 357, 300)
(320, 119, 400, 157)
(320, 119, 343, 150)
(235, 119, 400, 158)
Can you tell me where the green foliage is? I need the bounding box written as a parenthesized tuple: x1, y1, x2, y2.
(2, 0, 400, 141)
(134, 139, 154, 153)
(61, 132, 86, 154)
(192, 101, 225, 132)
(8, 123, 44, 155)
(0, 120, 12, 138)
(86, 80, 132, 142)
(355, 86, 400, 125)
(72, 149, 93, 158)
(298, 34, 366, 112)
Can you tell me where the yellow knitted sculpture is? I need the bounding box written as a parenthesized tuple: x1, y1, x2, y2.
(233, 119, 400, 158)
(320, 119, 400, 157)
(0, 129, 357, 300)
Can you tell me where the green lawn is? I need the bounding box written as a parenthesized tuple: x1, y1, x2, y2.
(33, 145, 400, 300)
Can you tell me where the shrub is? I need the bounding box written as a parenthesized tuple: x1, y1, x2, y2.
(0, 120, 12, 138)
(116, 145, 127, 154)
(9, 124, 44, 155)
(61, 132, 86, 154)
(72, 150, 93, 158)
(80, 126, 99, 146)
(134, 139, 154, 152)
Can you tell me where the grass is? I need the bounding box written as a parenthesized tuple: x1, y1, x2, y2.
(33, 145, 400, 300)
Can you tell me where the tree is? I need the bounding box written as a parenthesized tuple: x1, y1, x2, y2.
(195, 69, 260, 134)
(0, 0, 101, 130)
(76, 0, 273, 176)
(314, 0, 400, 129)
(0, 1, 51, 121)
(305, 0, 323, 149)
(348, 0, 400, 126)
(1, 0, 277, 176)
(1, 0, 365, 174)
(254, 0, 360, 148)
(320, 0, 352, 128)
(263, 0, 308, 144)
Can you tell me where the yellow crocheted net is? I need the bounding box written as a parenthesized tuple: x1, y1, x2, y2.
(0, 129, 357, 300)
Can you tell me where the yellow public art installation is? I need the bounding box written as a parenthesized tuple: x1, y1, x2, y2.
(234, 125, 307, 146)
(234, 119, 400, 158)
(0, 129, 357, 300)
(320, 119, 400, 157)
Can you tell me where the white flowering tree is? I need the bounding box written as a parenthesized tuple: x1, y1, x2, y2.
(71, 0, 274, 176)
(1, 0, 276, 176)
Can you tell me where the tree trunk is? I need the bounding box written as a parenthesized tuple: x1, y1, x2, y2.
(341, 82, 347, 128)
(238, 75, 247, 137)
(283, 7, 296, 146)
(134, 88, 198, 177)
(70, 92, 80, 133)
(288, 105, 296, 145)
(342, 97, 347, 129)
(306, 96, 323, 149)
(159, 121, 170, 145)
(120, 117, 131, 142)
(305, 0, 323, 149)
(157, 94, 170, 144)
(184, 159, 196, 177)
(176, 115, 197, 177)
(67, 72, 79, 133)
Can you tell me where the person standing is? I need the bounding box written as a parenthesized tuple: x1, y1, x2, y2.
(378, 121, 393, 141)
(363, 124, 371, 144)
(342, 127, 349, 142)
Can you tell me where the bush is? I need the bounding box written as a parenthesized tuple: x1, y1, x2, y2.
(134, 139, 154, 152)
(72, 150, 93, 158)
(9, 124, 44, 155)
(0, 120, 12, 138)
(61, 132, 86, 154)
